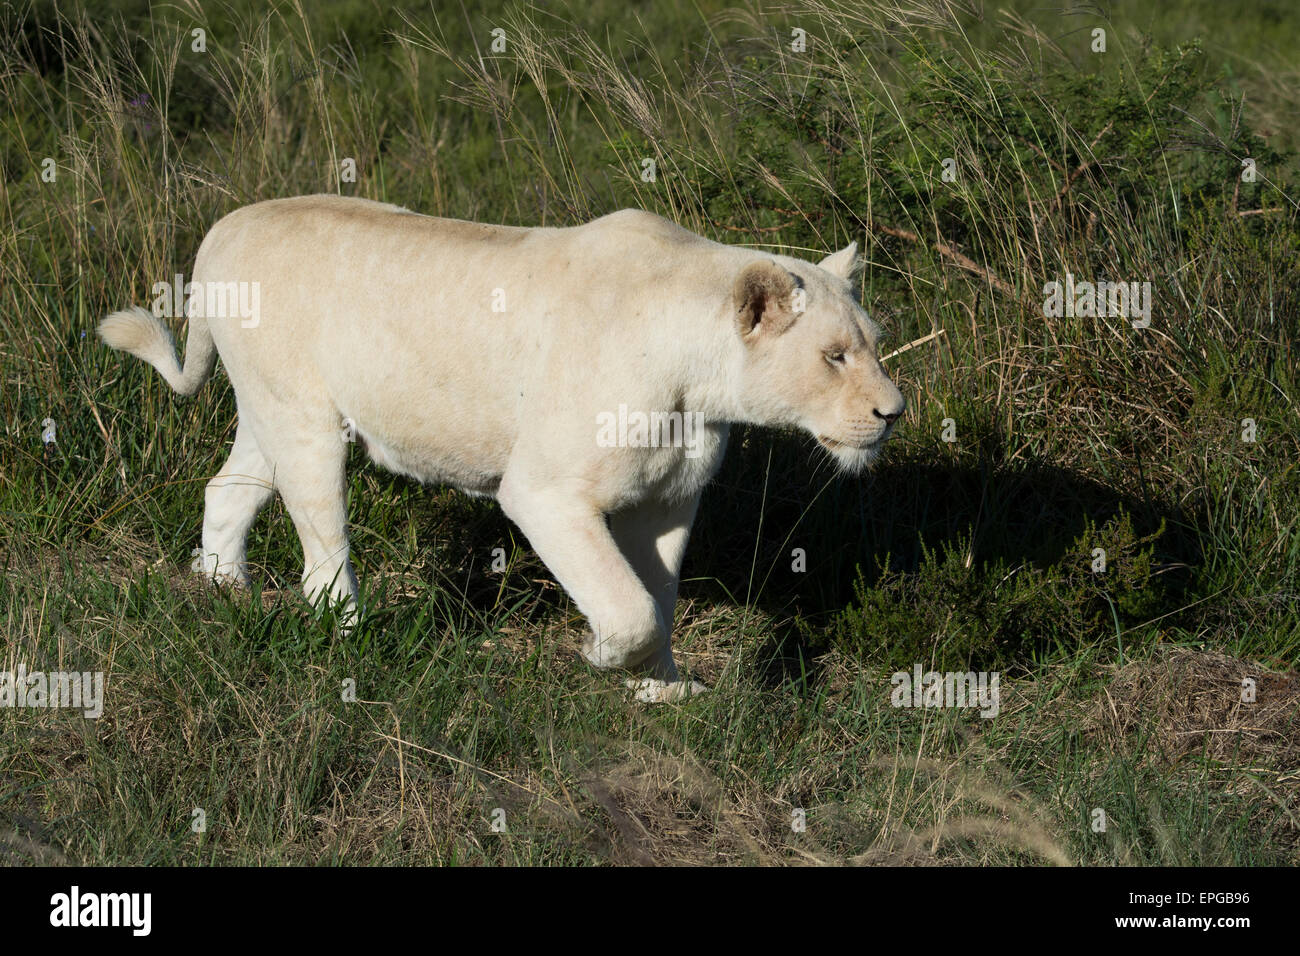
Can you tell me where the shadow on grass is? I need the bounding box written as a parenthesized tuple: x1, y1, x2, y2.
(689, 424, 1202, 688)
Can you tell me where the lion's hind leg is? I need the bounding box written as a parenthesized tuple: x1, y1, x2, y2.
(199, 422, 275, 586)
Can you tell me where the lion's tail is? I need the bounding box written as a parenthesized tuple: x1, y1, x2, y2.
(98, 306, 215, 396)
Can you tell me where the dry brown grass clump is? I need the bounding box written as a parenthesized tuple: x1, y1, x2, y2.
(1088, 647, 1300, 770)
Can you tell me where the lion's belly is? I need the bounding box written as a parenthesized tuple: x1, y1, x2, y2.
(306, 286, 534, 493)
(350, 424, 503, 495)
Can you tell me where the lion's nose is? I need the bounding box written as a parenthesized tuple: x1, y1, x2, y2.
(873, 407, 903, 425)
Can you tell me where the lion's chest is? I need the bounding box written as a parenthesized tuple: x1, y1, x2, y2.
(608, 421, 730, 509)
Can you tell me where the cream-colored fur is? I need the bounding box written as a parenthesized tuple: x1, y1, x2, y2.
(99, 196, 905, 702)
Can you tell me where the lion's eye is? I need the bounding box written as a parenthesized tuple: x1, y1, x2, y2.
(825, 349, 846, 365)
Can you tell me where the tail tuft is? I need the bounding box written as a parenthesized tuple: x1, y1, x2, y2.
(98, 306, 214, 396)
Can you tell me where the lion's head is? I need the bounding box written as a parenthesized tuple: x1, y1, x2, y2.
(731, 243, 905, 472)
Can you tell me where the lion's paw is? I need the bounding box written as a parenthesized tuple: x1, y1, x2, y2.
(626, 677, 708, 703)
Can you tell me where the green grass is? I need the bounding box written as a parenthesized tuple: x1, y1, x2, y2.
(1, 0, 1298, 865)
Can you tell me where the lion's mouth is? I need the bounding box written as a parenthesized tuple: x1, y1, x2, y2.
(817, 435, 876, 452)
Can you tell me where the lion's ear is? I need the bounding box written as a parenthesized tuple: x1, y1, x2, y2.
(818, 241, 860, 281)
(734, 260, 799, 340)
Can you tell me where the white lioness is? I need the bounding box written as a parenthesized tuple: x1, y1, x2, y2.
(100, 196, 904, 701)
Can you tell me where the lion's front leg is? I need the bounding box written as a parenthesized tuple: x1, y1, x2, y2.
(497, 475, 668, 673)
